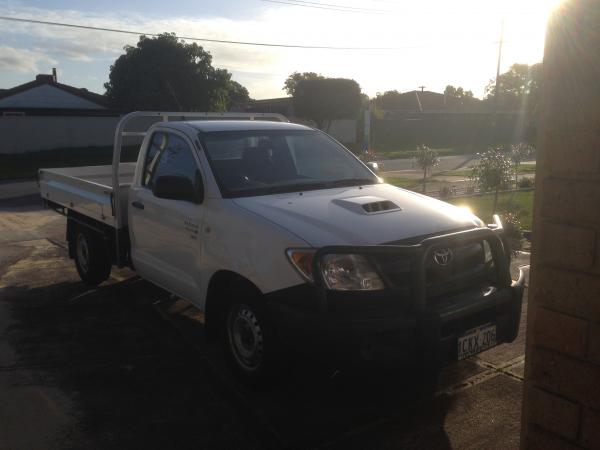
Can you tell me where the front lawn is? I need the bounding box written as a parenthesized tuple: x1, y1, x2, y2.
(385, 177, 418, 189)
(447, 190, 535, 230)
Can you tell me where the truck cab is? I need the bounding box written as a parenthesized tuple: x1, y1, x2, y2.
(40, 112, 525, 382)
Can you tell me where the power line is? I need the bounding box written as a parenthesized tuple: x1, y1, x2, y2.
(262, 0, 377, 12)
(287, 0, 388, 10)
(273, 0, 392, 13)
(0, 15, 507, 51)
(0, 15, 433, 50)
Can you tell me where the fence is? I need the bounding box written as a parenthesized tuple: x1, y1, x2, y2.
(372, 111, 535, 150)
(425, 186, 535, 200)
(0, 115, 121, 154)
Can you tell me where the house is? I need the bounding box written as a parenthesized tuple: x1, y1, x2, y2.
(389, 90, 447, 113)
(0, 70, 120, 154)
(0, 69, 113, 116)
(234, 97, 294, 117)
(379, 90, 487, 114)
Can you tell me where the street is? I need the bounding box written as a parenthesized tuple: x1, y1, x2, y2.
(0, 189, 529, 450)
(375, 155, 474, 174)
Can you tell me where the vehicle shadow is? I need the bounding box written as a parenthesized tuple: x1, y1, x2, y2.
(0, 194, 44, 212)
(2, 278, 455, 450)
(154, 295, 457, 449)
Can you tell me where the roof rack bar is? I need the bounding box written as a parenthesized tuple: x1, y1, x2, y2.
(111, 111, 289, 265)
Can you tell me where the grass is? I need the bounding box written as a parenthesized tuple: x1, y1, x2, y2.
(385, 176, 418, 189)
(443, 165, 536, 178)
(0, 146, 140, 181)
(447, 190, 535, 230)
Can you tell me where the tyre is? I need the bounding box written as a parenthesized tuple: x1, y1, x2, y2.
(73, 226, 111, 286)
(222, 286, 280, 385)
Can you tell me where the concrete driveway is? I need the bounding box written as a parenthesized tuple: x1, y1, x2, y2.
(0, 188, 529, 450)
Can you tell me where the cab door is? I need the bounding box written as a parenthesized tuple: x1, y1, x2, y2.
(128, 130, 205, 302)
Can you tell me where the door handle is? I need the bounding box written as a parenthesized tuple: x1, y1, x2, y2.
(131, 201, 145, 210)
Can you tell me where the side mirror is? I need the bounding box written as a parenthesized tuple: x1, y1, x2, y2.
(366, 161, 380, 173)
(153, 175, 202, 203)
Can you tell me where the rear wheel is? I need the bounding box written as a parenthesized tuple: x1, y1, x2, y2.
(73, 227, 111, 285)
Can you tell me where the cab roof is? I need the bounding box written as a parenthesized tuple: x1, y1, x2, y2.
(162, 120, 313, 134)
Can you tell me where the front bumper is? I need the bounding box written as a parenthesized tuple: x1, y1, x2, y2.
(266, 222, 526, 367)
(268, 271, 524, 366)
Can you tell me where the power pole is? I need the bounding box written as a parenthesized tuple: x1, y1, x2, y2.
(418, 85, 426, 92)
(363, 103, 371, 154)
(492, 18, 505, 143)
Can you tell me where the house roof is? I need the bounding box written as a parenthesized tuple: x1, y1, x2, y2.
(0, 73, 109, 109)
(388, 90, 446, 112)
(235, 97, 294, 115)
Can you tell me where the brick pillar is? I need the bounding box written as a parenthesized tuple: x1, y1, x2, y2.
(521, 1, 600, 448)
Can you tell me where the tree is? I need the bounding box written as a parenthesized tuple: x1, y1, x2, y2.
(509, 143, 534, 188)
(227, 81, 251, 108)
(283, 72, 324, 96)
(484, 63, 541, 112)
(292, 77, 362, 130)
(414, 145, 439, 194)
(445, 85, 470, 98)
(444, 85, 476, 109)
(105, 33, 248, 111)
(373, 90, 404, 110)
(471, 148, 513, 214)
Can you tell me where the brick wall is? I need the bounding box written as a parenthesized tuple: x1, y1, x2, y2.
(522, 1, 600, 448)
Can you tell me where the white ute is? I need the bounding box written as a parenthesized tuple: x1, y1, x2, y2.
(40, 112, 525, 382)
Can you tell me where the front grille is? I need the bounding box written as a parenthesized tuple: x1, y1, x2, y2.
(425, 242, 490, 299)
(373, 240, 493, 307)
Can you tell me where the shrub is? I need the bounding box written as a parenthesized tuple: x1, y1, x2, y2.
(502, 211, 523, 253)
(358, 149, 378, 163)
(517, 177, 535, 188)
(414, 145, 440, 193)
(471, 148, 513, 213)
(439, 186, 453, 198)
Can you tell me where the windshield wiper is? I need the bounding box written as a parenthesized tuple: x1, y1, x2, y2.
(262, 182, 330, 194)
(325, 178, 379, 188)
(234, 178, 378, 197)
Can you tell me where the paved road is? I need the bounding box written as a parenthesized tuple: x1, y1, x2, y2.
(0, 192, 530, 450)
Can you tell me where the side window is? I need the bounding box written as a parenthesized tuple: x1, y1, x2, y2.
(142, 132, 166, 187)
(143, 132, 203, 197)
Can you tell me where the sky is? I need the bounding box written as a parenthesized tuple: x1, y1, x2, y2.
(0, 0, 559, 100)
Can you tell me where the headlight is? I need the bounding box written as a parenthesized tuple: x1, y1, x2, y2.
(286, 250, 385, 291)
(320, 254, 384, 291)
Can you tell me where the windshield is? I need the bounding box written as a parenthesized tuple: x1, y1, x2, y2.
(199, 129, 379, 198)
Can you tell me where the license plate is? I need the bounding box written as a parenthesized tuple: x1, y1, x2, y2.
(457, 323, 497, 360)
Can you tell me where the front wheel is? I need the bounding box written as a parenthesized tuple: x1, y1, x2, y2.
(73, 227, 111, 286)
(222, 293, 281, 385)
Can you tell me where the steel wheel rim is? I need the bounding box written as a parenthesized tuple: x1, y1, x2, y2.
(76, 233, 90, 273)
(227, 304, 264, 372)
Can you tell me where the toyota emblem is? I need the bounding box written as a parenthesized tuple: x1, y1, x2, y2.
(433, 247, 453, 266)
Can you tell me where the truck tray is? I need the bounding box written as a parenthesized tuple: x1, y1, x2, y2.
(39, 163, 136, 228)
